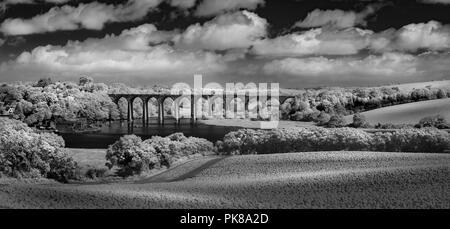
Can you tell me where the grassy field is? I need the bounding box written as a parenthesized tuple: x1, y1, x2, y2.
(1, 151, 449, 208)
(345, 98, 450, 125)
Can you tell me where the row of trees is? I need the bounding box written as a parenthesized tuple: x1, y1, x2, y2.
(281, 85, 450, 123)
(217, 127, 450, 155)
(1, 77, 449, 126)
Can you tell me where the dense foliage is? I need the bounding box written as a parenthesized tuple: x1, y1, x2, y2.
(106, 133, 214, 176)
(282, 85, 450, 123)
(415, 115, 450, 129)
(0, 118, 78, 182)
(1, 78, 449, 126)
(0, 77, 171, 127)
(217, 127, 450, 155)
(349, 113, 372, 128)
(105, 135, 159, 176)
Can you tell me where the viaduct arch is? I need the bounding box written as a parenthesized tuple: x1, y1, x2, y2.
(108, 93, 295, 125)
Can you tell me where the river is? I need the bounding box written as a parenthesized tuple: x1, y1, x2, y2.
(57, 118, 242, 148)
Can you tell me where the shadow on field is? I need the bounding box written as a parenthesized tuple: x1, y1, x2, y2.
(135, 157, 226, 184)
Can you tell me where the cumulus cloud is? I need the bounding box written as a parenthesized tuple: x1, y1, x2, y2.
(263, 53, 418, 78)
(398, 21, 450, 50)
(195, 0, 264, 17)
(174, 10, 267, 50)
(0, 0, 163, 35)
(294, 6, 378, 29)
(252, 20, 450, 57)
(252, 28, 373, 57)
(377, 21, 450, 52)
(2, 23, 227, 82)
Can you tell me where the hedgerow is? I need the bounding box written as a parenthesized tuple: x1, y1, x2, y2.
(217, 127, 450, 155)
(0, 118, 78, 182)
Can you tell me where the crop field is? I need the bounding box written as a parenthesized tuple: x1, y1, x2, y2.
(345, 98, 450, 125)
(1, 151, 449, 209)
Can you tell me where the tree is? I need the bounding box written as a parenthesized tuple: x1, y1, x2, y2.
(351, 113, 371, 128)
(437, 89, 447, 99)
(316, 112, 331, 126)
(35, 78, 53, 88)
(325, 115, 347, 128)
(79, 76, 94, 86)
(416, 115, 449, 129)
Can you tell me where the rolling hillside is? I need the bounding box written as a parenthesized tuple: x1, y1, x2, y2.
(345, 98, 450, 125)
(1, 151, 450, 208)
(386, 80, 450, 91)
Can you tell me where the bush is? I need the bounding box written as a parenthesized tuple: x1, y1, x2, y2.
(374, 123, 414, 129)
(415, 115, 449, 129)
(85, 168, 108, 179)
(34, 78, 53, 88)
(316, 112, 331, 126)
(106, 133, 214, 176)
(105, 135, 159, 176)
(218, 127, 450, 155)
(0, 118, 78, 182)
(325, 115, 347, 128)
(144, 133, 214, 168)
(351, 113, 371, 128)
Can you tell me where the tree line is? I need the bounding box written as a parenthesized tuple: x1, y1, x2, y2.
(1, 77, 449, 127)
(280, 85, 450, 123)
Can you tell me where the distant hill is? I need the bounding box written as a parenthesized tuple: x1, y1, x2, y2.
(282, 80, 450, 94)
(345, 98, 450, 125)
(384, 80, 450, 91)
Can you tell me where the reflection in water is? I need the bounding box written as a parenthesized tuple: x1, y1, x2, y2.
(57, 118, 242, 148)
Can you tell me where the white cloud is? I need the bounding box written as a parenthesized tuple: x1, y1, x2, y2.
(45, 0, 71, 3)
(174, 10, 267, 51)
(168, 0, 197, 9)
(394, 21, 450, 51)
(263, 53, 418, 78)
(252, 28, 373, 57)
(195, 0, 264, 17)
(0, 0, 163, 35)
(371, 21, 450, 52)
(2, 23, 227, 81)
(252, 20, 450, 57)
(294, 6, 377, 29)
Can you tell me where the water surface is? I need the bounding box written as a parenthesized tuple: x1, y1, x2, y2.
(58, 118, 241, 148)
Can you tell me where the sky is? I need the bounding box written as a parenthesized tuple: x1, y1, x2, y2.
(0, 0, 450, 88)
